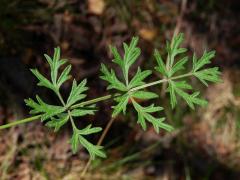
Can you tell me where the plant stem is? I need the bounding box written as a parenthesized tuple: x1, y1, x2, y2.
(68, 110, 77, 130)
(130, 79, 168, 92)
(0, 115, 41, 130)
(97, 117, 116, 146)
(129, 72, 192, 92)
(56, 91, 66, 106)
(0, 72, 193, 130)
(80, 158, 91, 179)
(80, 117, 116, 178)
(56, 91, 78, 131)
(70, 94, 114, 109)
(161, 31, 177, 97)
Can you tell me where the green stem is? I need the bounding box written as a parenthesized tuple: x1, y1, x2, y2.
(68, 110, 77, 130)
(129, 72, 192, 92)
(0, 115, 41, 130)
(0, 72, 193, 130)
(70, 94, 114, 109)
(56, 91, 66, 106)
(56, 90, 77, 131)
(162, 33, 176, 96)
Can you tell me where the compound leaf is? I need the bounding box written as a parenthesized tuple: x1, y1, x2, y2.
(154, 49, 168, 77)
(168, 81, 207, 109)
(57, 64, 72, 88)
(132, 91, 158, 100)
(46, 113, 69, 132)
(30, 69, 55, 91)
(78, 136, 106, 159)
(194, 67, 221, 86)
(110, 37, 141, 85)
(168, 81, 177, 108)
(100, 64, 127, 91)
(25, 95, 65, 121)
(78, 124, 102, 135)
(70, 131, 80, 153)
(112, 94, 129, 117)
(128, 67, 152, 88)
(122, 37, 141, 81)
(70, 106, 96, 117)
(131, 99, 173, 132)
(192, 51, 215, 72)
(111, 45, 123, 67)
(67, 79, 88, 107)
(169, 56, 188, 76)
(168, 33, 187, 67)
(70, 127, 106, 159)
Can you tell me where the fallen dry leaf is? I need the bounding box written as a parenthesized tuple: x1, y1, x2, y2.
(88, 0, 105, 15)
(139, 28, 157, 41)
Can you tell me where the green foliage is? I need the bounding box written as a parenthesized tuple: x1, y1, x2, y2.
(67, 79, 88, 107)
(26, 47, 105, 160)
(129, 68, 152, 88)
(154, 33, 221, 109)
(70, 125, 106, 159)
(112, 94, 129, 117)
(111, 37, 141, 84)
(192, 51, 221, 86)
(100, 64, 127, 91)
(31, 47, 71, 93)
(131, 98, 174, 133)
(101, 37, 172, 132)
(70, 106, 96, 117)
(1, 33, 221, 162)
(131, 91, 158, 100)
(167, 33, 187, 68)
(154, 49, 168, 77)
(46, 113, 69, 132)
(25, 95, 65, 121)
(168, 81, 208, 109)
(100, 34, 221, 133)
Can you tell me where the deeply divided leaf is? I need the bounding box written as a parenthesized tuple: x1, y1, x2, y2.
(46, 113, 69, 132)
(154, 49, 168, 77)
(67, 79, 88, 107)
(131, 99, 174, 132)
(70, 126, 106, 159)
(169, 56, 188, 76)
(168, 33, 187, 68)
(128, 68, 152, 88)
(192, 51, 215, 72)
(167, 81, 207, 109)
(112, 94, 129, 117)
(100, 64, 127, 91)
(122, 37, 141, 83)
(70, 106, 96, 117)
(25, 95, 65, 121)
(132, 91, 158, 100)
(194, 67, 221, 86)
(78, 136, 106, 159)
(30, 69, 55, 91)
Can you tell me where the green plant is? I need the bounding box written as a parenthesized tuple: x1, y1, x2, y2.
(0, 33, 221, 175)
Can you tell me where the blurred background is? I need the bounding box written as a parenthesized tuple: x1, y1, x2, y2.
(0, 0, 240, 179)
